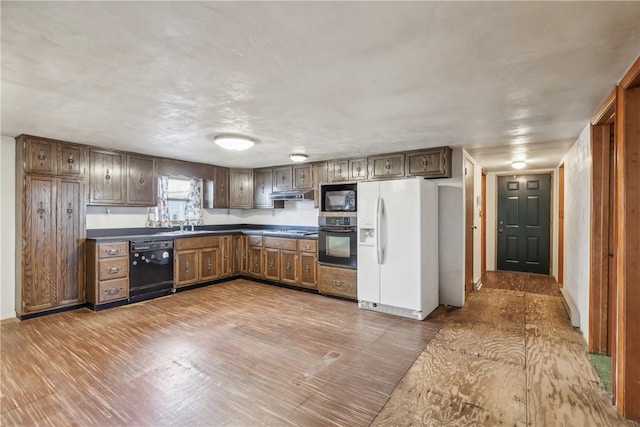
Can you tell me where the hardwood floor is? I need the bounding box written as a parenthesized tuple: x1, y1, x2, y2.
(3, 274, 637, 426)
(373, 273, 639, 427)
(0, 279, 441, 426)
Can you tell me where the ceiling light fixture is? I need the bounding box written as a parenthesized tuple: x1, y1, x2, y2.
(289, 153, 308, 163)
(213, 134, 256, 151)
(512, 160, 526, 170)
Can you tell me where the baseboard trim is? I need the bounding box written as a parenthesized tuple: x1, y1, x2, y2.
(474, 279, 483, 291)
(0, 317, 19, 325)
(560, 287, 580, 328)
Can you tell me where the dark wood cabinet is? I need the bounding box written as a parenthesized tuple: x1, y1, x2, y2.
(175, 250, 199, 288)
(126, 154, 156, 206)
(293, 164, 312, 189)
(86, 241, 128, 306)
(349, 158, 368, 181)
(318, 265, 357, 299)
(89, 149, 126, 205)
(264, 248, 281, 281)
(175, 236, 227, 287)
(369, 153, 405, 179)
(273, 166, 293, 190)
(280, 250, 298, 284)
(200, 248, 221, 282)
(22, 136, 86, 177)
(232, 235, 247, 274)
(230, 168, 254, 208)
(220, 235, 233, 277)
(19, 175, 85, 315)
(253, 168, 274, 208)
(406, 147, 452, 178)
(57, 143, 86, 177)
(313, 162, 328, 208)
(328, 160, 349, 182)
(297, 239, 317, 289)
(211, 166, 230, 208)
(247, 236, 264, 277)
(25, 137, 56, 175)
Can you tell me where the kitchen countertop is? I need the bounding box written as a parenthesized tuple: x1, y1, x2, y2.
(86, 227, 318, 243)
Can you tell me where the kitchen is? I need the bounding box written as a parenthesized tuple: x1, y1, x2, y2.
(1, 1, 640, 424)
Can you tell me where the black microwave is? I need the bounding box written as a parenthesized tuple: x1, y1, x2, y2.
(321, 184, 357, 213)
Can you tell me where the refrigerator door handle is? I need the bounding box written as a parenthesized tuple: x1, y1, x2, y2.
(376, 196, 383, 264)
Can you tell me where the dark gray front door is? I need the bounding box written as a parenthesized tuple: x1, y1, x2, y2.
(497, 174, 551, 274)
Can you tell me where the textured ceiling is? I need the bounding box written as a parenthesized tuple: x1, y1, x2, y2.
(1, 2, 639, 171)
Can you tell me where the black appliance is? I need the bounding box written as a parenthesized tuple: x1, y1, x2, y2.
(130, 240, 174, 302)
(320, 183, 357, 214)
(318, 216, 357, 269)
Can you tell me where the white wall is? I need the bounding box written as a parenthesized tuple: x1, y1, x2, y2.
(86, 202, 318, 229)
(561, 124, 592, 336)
(1, 136, 17, 320)
(433, 148, 465, 307)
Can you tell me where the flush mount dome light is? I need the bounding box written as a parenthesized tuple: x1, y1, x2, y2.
(512, 160, 526, 170)
(213, 134, 256, 151)
(289, 153, 308, 163)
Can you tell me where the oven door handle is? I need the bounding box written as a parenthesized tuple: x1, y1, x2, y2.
(320, 229, 355, 233)
(376, 196, 383, 265)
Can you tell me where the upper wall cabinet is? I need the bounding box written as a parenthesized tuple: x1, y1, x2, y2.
(349, 158, 368, 181)
(230, 168, 254, 209)
(23, 136, 86, 177)
(254, 168, 277, 209)
(369, 153, 405, 179)
(405, 147, 452, 178)
(212, 166, 230, 209)
(328, 160, 349, 182)
(126, 154, 156, 206)
(89, 149, 126, 205)
(273, 166, 293, 190)
(312, 163, 328, 208)
(293, 164, 312, 189)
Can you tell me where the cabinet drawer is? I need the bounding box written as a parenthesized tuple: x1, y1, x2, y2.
(263, 237, 297, 250)
(98, 242, 128, 259)
(298, 239, 317, 253)
(318, 265, 357, 299)
(98, 258, 128, 281)
(175, 236, 219, 250)
(98, 278, 128, 303)
(248, 235, 263, 246)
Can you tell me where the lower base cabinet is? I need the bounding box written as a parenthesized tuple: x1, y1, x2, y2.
(175, 236, 221, 288)
(318, 265, 357, 299)
(86, 241, 129, 305)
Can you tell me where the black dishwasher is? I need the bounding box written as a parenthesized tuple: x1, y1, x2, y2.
(130, 240, 174, 302)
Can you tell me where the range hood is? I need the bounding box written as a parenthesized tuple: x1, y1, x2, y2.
(269, 189, 314, 201)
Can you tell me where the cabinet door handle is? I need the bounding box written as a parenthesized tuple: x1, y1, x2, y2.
(107, 249, 120, 255)
(38, 148, 46, 165)
(422, 156, 428, 170)
(139, 174, 145, 184)
(305, 264, 311, 274)
(185, 261, 190, 272)
(37, 202, 46, 219)
(285, 262, 291, 272)
(105, 169, 111, 180)
(66, 203, 73, 215)
(207, 257, 212, 270)
(385, 160, 391, 170)
(331, 279, 343, 286)
(104, 287, 122, 295)
(107, 267, 122, 274)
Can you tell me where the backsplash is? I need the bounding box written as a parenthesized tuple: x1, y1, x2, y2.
(86, 200, 319, 229)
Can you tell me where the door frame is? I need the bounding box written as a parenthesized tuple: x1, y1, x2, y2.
(558, 163, 564, 286)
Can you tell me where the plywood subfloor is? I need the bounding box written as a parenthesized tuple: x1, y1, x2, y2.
(373, 283, 638, 427)
(1, 280, 441, 427)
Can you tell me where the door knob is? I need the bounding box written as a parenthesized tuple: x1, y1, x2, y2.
(498, 220, 504, 233)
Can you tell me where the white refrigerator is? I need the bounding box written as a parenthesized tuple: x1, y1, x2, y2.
(357, 178, 439, 320)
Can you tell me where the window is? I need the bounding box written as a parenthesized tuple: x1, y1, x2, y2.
(167, 178, 195, 223)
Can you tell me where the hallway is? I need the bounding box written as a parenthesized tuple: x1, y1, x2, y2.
(372, 272, 637, 426)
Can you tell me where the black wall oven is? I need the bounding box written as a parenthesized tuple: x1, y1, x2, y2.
(130, 240, 174, 302)
(318, 216, 357, 269)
